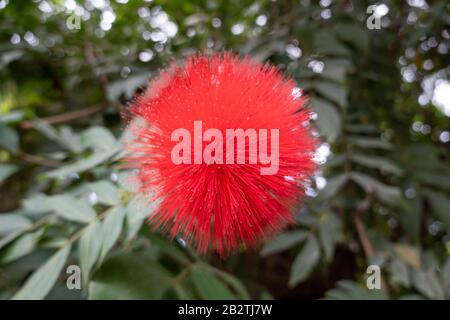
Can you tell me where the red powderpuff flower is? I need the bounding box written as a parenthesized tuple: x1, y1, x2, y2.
(124, 52, 317, 255)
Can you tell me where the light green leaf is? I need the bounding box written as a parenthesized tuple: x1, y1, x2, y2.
(45, 147, 120, 179)
(99, 206, 125, 262)
(47, 195, 96, 223)
(289, 234, 320, 286)
(412, 269, 445, 300)
(88, 181, 120, 206)
(0, 229, 43, 264)
(0, 213, 31, 237)
(261, 230, 309, 256)
(81, 126, 118, 152)
(0, 164, 18, 183)
(12, 244, 71, 300)
(79, 222, 102, 284)
(0, 123, 19, 154)
(125, 196, 158, 240)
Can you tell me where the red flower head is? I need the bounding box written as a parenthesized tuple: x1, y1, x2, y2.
(124, 52, 317, 255)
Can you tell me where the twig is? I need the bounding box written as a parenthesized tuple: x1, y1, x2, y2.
(18, 152, 63, 168)
(20, 103, 109, 129)
(352, 191, 390, 296)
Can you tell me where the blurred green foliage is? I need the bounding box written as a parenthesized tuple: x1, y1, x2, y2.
(0, 0, 449, 300)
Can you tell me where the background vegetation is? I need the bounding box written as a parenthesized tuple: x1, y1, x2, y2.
(0, 0, 449, 300)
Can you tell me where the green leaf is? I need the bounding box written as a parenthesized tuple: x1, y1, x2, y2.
(318, 212, 342, 261)
(321, 59, 349, 83)
(81, 126, 118, 152)
(348, 136, 392, 150)
(12, 244, 71, 300)
(314, 31, 350, 56)
(400, 196, 422, 241)
(106, 74, 148, 101)
(324, 280, 386, 300)
(414, 171, 450, 191)
(0, 229, 43, 264)
(422, 189, 450, 227)
(89, 253, 172, 299)
(190, 264, 236, 299)
(45, 147, 120, 179)
(125, 195, 158, 240)
(261, 230, 309, 256)
(289, 234, 320, 286)
(388, 258, 410, 287)
(212, 268, 250, 299)
(0, 123, 19, 153)
(88, 181, 120, 206)
(350, 153, 402, 175)
(314, 82, 347, 108)
(79, 222, 102, 284)
(350, 172, 402, 205)
(317, 174, 347, 200)
(312, 97, 342, 143)
(0, 213, 31, 237)
(0, 164, 18, 183)
(335, 23, 369, 50)
(412, 269, 445, 300)
(99, 206, 125, 262)
(47, 195, 96, 223)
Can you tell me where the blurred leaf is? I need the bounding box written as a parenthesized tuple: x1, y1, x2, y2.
(212, 268, 250, 300)
(0, 228, 43, 264)
(0, 123, 19, 153)
(314, 31, 350, 56)
(388, 258, 410, 287)
(351, 153, 402, 175)
(125, 195, 157, 241)
(99, 206, 125, 262)
(88, 181, 120, 206)
(45, 147, 119, 179)
(324, 280, 386, 300)
(414, 171, 450, 191)
(350, 172, 402, 205)
(422, 189, 450, 227)
(81, 126, 118, 152)
(107, 74, 148, 101)
(319, 212, 342, 261)
(261, 230, 309, 256)
(314, 82, 347, 108)
(0, 164, 18, 183)
(312, 97, 342, 143)
(412, 269, 445, 300)
(47, 195, 96, 223)
(79, 222, 102, 284)
(12, 244, 71, 300)
(190, 264, 236, 299)
(0, 213, 30, 237)
(89, 253, 172, 299)
(335, 23, 369, 50)
(317, 173, 347, 200)
(289, 234, 320, 287)
(348, 136, 392, 150)
(393, 244, 421, 269)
